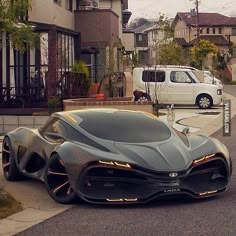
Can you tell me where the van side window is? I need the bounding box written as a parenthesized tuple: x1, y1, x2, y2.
(142, 71, 165, 82)
(170, 71, 192, 83)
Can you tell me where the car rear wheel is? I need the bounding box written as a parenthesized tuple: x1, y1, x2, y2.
(2, 137, 22, 181)
(135, 94, 151, 102)
(44, 153, 77, 204)
(197, 94, 212, 109)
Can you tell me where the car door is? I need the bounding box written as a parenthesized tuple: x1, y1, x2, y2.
(168, 71, 195, 104)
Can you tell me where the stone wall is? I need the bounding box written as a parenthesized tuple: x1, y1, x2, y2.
(0, 116, 49, 134)
(63, 97, 153, 113)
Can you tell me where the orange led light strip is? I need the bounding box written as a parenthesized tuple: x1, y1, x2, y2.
(98, 160, 115, 166)
(65, 113, 77, 123)
(114, 162, 131, 168)
(99, 160, 131, 168)
(106, 198, 138, 202)
(199, 190, 218, 196)
(106, 198, 124, 202)
(193, 154, 216, 165)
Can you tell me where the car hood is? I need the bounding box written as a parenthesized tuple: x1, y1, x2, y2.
(114, 138, 191, 172)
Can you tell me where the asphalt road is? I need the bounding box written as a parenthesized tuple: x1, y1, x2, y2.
(224, 85, 236, 97)
(16, 87, 236, 236)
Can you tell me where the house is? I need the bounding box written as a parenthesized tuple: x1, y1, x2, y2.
(132, 21, 157, 65)
(172, 12, 236, 51)
(130, 18, 173, 66)
(0, 0, 131, 112)
(1, 0, 81, 109)
(75, 0, 133, 83)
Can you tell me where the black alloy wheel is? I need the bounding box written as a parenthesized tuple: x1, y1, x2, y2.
(44, 153, 77, 204)
(2, 137, 21, 181)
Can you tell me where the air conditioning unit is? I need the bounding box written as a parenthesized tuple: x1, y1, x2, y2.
(80, 0, 99, 9)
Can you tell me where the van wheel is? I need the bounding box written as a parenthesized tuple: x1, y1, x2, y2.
(135, 94, 151, 102)
(197, 94, 212, 109)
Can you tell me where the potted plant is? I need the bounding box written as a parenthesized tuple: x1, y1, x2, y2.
(72, 60, 91, 97)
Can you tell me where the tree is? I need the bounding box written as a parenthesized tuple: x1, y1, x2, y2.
(190, 39, 218, 69)
(150, 14, 174, 64)
(159, 41, 191, 65)
(0, 0, 38, 51)
(128, 17, 149, 29)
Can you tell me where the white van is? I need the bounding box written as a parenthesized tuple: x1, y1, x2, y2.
(149, 65, 223, 88)
(133, 67, 223, 109)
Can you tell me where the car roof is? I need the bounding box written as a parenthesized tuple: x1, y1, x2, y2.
(56, 108, 157, 122)
(133, 66, 194, 72)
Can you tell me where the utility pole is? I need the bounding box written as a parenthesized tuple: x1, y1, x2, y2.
(196, 0, 200, 44)
(190, 0, 200, 44)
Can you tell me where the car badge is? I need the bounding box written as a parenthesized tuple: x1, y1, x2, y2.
(169, 172, 178, 177)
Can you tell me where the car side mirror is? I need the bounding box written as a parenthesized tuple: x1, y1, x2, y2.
(45, 132, 66, 142)
(182, 127, 190, 135)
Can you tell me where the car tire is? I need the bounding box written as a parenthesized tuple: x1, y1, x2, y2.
(135, 94, 151, 102)
(2, 137, 22, 181)
(197, 94, 213, 109)
(44, 153, 77, 204)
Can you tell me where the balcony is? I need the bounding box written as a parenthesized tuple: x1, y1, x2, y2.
(74, 9, 119, 48)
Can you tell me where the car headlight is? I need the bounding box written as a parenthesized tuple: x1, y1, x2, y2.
(192, 154, 216, 165)
(217, 89, 222, 95)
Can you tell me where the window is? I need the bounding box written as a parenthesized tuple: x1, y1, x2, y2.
(218, 28, 222, 34)
(199, 28, 203, 34)
(54, 0, 61, 5)
(66, 0, 73, 11)
(142, 70, 165, 82)
(206, 28, 210, 34)
(75, 111, 171, 143)
(138, 34, 143, 41)
(232, 28, 236, 36)
(213, 28, 216, 34)
(170, 71, 192, 83)
(39, 118, 68, 142)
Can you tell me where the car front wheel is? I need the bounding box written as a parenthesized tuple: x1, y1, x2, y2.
(44, 153, 77, 204)
(197, 95, 212, 109)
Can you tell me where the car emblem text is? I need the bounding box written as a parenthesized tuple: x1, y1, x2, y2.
(169, 172, 178, 177)
(164, 189, 181, 193)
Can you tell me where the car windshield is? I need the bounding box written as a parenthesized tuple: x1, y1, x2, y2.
(73, 110, 171, 143)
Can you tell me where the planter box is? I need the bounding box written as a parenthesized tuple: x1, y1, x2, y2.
(63, 97, 153, 113)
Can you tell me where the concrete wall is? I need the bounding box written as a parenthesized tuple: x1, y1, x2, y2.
(0, 116, 49, 134)
(74, 9, 119, 47)
(99, 0, 122, 38)
(63, 98, 153, 113)
(122, 32, 134, 51)
(29, 0, 76, 30)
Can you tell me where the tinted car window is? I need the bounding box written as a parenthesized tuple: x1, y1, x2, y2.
(142, 70, 165, 82)
(40, 118, 68, 141)
(66, 125, 109, 151)
(74, 111, 171, 143)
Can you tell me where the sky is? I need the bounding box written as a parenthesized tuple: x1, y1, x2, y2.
(128, 0, 236, 21)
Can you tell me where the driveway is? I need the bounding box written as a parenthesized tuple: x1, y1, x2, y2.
(0, 86, 235, 236)
(15, 87, 236, 236)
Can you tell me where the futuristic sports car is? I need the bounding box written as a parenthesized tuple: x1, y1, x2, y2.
(2, 109, 232, 204)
